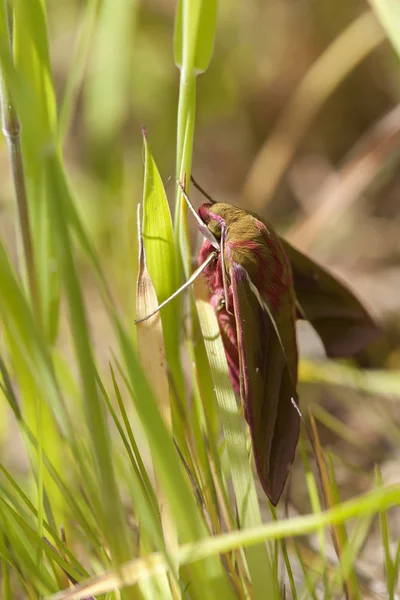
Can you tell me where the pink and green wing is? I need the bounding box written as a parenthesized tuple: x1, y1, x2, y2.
(230, 261, 300, 505)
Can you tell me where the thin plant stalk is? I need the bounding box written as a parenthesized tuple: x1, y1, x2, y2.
(174, 69, 196, 277)
(0, 0, 39, 314)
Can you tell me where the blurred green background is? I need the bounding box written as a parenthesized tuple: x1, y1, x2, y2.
(0, 1, 398, 458)
(2, 0, 400, 498)
(1, 0, 396, 322)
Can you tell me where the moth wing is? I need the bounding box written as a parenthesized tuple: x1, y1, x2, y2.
(230, 261, 300, 505)
(280, 238, 380, 357)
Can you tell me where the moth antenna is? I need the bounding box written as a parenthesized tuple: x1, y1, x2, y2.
(135, 251, 218, 324)
(190, 175, 217, 204)
(177, 180, 220, 249)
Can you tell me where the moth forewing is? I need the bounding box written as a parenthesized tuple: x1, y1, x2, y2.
(229, 261, 300, 505)
(240, 265, 298, 388)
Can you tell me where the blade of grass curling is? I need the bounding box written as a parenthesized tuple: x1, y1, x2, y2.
(195, 293, 280, 600)
(49, 485, 400, 600)
(309, 410, 361, 600)
(136, 204, 179, 597)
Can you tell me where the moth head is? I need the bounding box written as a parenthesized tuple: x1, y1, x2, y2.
(198, 202, 242, 240)
(197, 204, 221, 242)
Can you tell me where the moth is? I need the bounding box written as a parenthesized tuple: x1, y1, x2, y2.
(137, 180, 379, 505)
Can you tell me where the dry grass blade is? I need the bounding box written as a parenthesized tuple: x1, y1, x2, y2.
(242, 10, 384, 208)
(299, 360, 400, 397)
(288, 103, 400, 249)
(135, 204, 179, 593)
(309, 410, 360, 600)
(136, 203, 172, 434)
(47, 484, 400, 599)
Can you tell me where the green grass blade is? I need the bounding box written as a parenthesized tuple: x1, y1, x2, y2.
(0, 243, 67, 429)
(44, 152, 133, 569)
(58, 0, 100, 141)
(48, 485, 400, 599)
(14, 0, 57, 140)
(173, 0, 217, 73)
(375, 466, 395, 598)
(141, 133, 182, 392)
(0, 464, 90, 579)
(196, 296, 280, 600)
(13, 0, 61, 342)
(96, 372, 167, 553)
(109, 364, 159, 513)
(114, 322, 236, 599)
(173, 1, 217, 273)
(269, 503, 298, 600)
(0, 500, 57, 595)
(299, 438, 329, 598)
(1, 558, 12, 600)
